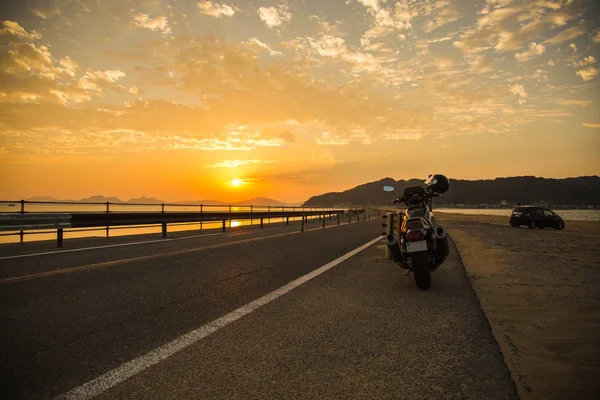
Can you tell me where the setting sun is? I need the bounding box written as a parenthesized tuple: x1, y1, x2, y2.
(231, 179, 243, 187)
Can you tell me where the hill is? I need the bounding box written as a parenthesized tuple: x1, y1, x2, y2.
(234, 197, 292, 206)
(302, 176, 600, 208)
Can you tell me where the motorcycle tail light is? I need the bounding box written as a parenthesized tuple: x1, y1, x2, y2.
(406, 230, 423, 241)
(408, 220, 422, 229)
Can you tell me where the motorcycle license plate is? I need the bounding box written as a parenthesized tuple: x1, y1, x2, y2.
(405, 240, 428, 253)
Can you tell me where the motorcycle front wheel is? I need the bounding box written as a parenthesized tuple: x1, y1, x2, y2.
(411, 251, 432, 290)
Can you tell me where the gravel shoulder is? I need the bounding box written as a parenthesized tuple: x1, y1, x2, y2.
(437, 212, 600, 400)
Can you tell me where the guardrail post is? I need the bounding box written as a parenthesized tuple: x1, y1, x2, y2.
(162, 223, 167, 238)
(348, 212, 351, 224)
(222, 220, 226, 232)
(200, 204, 203, 231)
(337, 213, 340, 225)
(301, 213, 305, 232)
(268, 205, 271, 224)
(260, 218, 264, 228)
(229, 204, 232, 228)
(19, 200, 24, 243)
(286, 216, 289, 225)
(57, 228, 63, 248)
(106, 202, 110, 238)
(322, 216, 325, 228)
(250, 205, 253, 226)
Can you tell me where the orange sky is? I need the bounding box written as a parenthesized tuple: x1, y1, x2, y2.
(0, 0, 599, 203)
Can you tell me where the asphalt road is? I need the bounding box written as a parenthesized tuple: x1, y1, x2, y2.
(0, 218, 518, 399)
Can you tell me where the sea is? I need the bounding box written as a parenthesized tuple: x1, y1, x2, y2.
(0, 202, 329, 244)
(0, 202, 598, 244)
(435, 208, 600, 221)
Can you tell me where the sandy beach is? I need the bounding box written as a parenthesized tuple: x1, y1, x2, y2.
(435, 212, 600, 400)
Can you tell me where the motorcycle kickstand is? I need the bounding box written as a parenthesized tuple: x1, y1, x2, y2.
(403, 269, 411, 276)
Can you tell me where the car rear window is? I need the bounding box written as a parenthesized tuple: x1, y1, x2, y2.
(513, 207, 527, 212)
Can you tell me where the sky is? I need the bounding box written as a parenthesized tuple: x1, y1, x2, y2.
(0, 0, 599, 203)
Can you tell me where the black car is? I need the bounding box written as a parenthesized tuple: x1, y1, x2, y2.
(509, 206, 565, 229)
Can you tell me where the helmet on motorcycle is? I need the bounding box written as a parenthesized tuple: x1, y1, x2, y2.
(425, 174, 450, 194)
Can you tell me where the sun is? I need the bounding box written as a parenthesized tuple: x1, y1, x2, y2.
(231, 179, 243, 187)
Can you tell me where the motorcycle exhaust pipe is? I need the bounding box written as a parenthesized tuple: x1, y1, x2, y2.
(386, 234, 404, 264)
(434, 227, 449, 258)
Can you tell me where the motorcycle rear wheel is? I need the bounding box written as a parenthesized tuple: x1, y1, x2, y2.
(411, 251, 432, 290)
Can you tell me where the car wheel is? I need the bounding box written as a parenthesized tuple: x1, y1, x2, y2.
(556, 222, 565, 230)
(528, 220, 536, 229)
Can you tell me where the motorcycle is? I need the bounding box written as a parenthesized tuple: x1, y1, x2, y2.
(382, 174, 450, 290)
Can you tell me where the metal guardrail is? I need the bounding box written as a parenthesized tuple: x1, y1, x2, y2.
(0, 203, 379, 247)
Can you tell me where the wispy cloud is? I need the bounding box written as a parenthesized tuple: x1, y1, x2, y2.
(207, 159, 279, 168)
(258, 6, 292, 28)
(544, 23, 586, 44)
(576, 67, 598, 81)
(515, 42, 546, 62)
(131, 13, 171, 35)
(510, 84, 528, 105)
(197, 1, 235, 18)
(582, 123, 600, 128)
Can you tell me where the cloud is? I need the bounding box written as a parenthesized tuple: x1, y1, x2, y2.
(31, 7, 62, 20)
(357, 0, 385, 11)
(258, 6, 292, 28)
(309, 35, 347, 57)
(571, 56, 597, 67)
(582, 123, 600, 128)
(316, 131, 350, 145)
(553, 99, 592, 107)
(468, 54, 494, 74)
(79, 70, 126, 91)
(515, 42, 546, 62)
(383, 130, 424, 140)
(197, 1, 235, 18)
(0, 20, 41, 41)
(593, 31, 600, 43)
(207, 159, 278, 168)
(424, 1, 461, 33)
(544, 23, 586, 44)
(131, 13, 171, 35)
(360, 1, 414, 46)
(248, 38, 282, 56)
(569, 43, 577, 51)
(576, 67, 598, 81)
(453, 1, 581, 53)
(509, 84, 528, 104)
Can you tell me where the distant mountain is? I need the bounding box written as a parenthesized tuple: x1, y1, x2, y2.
(127, 197, 163, 204)
(26, 196, 61, 202)
(80, 195, 124, 203)
(234, 197, 292, 206)
(19, 196, 295, 206)
(303, 176, 600, 207)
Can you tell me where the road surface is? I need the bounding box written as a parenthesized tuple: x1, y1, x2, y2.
(0, 219, 518, 399)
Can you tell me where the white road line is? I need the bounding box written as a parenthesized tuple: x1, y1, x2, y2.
(55, 235, 383, 400)
(0, 232, 225, 261)
(0, 219, 365, 261)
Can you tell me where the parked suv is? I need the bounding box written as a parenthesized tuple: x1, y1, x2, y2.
(509, 206, 565, 229)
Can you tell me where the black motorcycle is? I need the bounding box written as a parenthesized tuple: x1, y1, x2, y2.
(382, 174, 450, 290)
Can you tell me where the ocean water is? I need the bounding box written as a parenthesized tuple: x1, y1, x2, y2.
(435, 208, 600, 221)
(0, 201, 342, 244)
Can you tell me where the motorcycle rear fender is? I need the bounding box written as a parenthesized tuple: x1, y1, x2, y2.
(402, 217, 432, 232)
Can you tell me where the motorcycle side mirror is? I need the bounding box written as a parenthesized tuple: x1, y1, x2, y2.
(383, 186, 395, 192)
